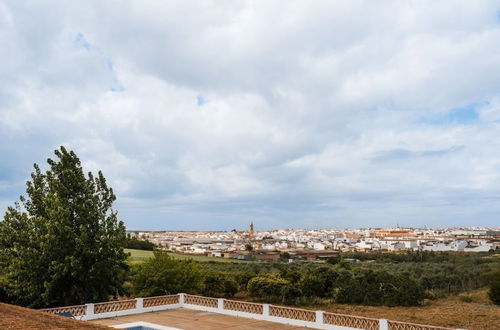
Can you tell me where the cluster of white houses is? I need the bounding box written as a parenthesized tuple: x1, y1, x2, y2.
(130, 226, 500, 261)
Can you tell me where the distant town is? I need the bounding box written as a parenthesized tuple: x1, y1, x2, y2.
(129, 225, 500, 261)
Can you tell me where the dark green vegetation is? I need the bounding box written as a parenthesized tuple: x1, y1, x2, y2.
(487, 269, 500, 305)
(125, 234, 156, 250)
(129, 252, 238, 298)
(131, 252, 204, 297)
(340, 251, 499, 298)
(0, 147, 128, 308)
(128, 250, 500, 307)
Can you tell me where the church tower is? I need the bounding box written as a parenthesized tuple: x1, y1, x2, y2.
(249, 221, 254, 238)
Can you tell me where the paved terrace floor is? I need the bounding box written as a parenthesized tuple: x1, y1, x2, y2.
(91, 308, 312, 329)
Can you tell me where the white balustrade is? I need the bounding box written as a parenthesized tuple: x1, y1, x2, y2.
(40, 294, 463, 330)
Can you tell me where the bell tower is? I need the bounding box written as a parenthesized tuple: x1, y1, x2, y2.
(249, 221, 254, 238)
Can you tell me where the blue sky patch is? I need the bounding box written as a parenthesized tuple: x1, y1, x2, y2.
(419, 103, 482, 125)
(373, 145, 464, 162)
(74, 33, 91, 51)
(196, 95, 206, 106)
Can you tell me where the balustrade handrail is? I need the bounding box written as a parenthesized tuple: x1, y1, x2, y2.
(224, 298, 263, 306)
(270, 304, 316, 313)
(184, 293, 217, 299)
(143, 294, 179, 300)
(94, 298, 136, 306)
(324, 310, 380, 321)
(388, 319, 455, 330)
(40, 304, 86, 311)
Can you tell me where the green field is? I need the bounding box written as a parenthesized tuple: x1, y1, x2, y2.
(125, 248, 154, 263)
(125, 249, 249, 264)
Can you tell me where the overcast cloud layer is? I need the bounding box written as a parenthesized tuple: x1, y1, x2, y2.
(1, 1, 500, 230)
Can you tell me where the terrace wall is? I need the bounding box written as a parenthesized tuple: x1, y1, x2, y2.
(40, 293, 462, 330)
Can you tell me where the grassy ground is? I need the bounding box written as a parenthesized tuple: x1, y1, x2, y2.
(320, 289, 499, 330)
(125, 249, 154, 263)
(125, 249, 249, 264)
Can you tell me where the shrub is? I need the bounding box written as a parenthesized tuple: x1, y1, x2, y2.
(281, 284, 302, 305)
(131, 252, 204, 297)
(333, 269, 424, 306)
(0, 275, 12, 304)
(458, 294, 473, 303)
(247, 275, 290, 302)
(488, 270, 500, 305)
(233, 271, 255, 291)
(298, 274, 325, 298)
(424, 289, 447, 300)
(125, 234, 156, 250)
(326, 256, 341, 265)
(279, 269, 302, 284)
(202, 271, 238, 298)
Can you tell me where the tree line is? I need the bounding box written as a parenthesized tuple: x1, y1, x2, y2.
(126, 251, 423, 306)
(127, 250, 500, 307)
(125, 234, 155, 251)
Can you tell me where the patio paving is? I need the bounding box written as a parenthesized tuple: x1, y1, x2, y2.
(90, 307, 312, 329)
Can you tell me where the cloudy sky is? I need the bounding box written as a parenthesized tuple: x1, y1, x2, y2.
(1, 1, 500, 230)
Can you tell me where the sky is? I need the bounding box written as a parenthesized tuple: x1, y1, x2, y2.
(1, 1, 500, 230)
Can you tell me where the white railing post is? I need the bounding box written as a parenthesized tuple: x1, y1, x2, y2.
(136, 297, 143, 310)
(316, 310, 324, 325)
(218, 298, 224, 311)
(379, 319, 388, 330)
(85, 303, 94, 316)
(263, 304, 270, 316)
(179, 293, 185, 306)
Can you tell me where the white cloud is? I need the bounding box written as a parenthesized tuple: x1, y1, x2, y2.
(1, 1, 500, 229)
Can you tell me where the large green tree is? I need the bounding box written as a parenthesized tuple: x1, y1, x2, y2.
(0, 147, 128, 307)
